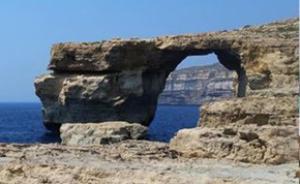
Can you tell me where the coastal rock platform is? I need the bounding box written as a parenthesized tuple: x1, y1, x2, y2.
(0, 141, 297, 184)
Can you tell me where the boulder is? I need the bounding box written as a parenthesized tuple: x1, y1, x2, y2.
(170, 125, 298, 164)
(60, 122, 147, 146)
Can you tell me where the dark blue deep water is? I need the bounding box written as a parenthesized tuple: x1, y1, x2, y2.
(0, 103, 60, 143)
(148, 105, 199, 142)
(0, 103, 199, 143)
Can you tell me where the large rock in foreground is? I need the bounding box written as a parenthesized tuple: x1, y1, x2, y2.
(60, 122, 147, 146)
(170, 96, 298, 164)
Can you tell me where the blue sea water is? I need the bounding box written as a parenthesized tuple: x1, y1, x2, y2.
(0, 103, 60, 143)
(148, 105, 199, 142)
(0, 103, 199, 143)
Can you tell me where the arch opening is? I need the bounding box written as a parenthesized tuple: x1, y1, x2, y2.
(147, 51, 247, 142)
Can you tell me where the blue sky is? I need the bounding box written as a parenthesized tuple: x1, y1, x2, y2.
(0, 0, 298, 102)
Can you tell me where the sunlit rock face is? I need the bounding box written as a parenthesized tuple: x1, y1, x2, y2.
(35, 18, 298, 163)
(158, 63, 234, 105)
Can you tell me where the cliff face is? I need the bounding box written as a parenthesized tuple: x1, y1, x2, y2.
(158, 63, 234, 105)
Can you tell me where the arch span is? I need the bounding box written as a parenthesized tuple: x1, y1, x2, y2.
(35, 41, 249, 129)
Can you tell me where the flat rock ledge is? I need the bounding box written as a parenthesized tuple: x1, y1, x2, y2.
(60, 121, 147, 146)
(0, 142, 298, 184)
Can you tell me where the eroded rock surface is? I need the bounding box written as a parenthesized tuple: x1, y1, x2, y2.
(167, 19, 299, 164)
(60, 122, 147, 146)
(0, 142, 297, 184)
(170, 92, 298, 164)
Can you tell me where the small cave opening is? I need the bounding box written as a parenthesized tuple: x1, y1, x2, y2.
(147, 52, 245, 142)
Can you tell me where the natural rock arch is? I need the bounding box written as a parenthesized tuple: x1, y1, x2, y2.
(35, 18, 298, 132)
(34, 18, 299, 164)
(35, 47, 246, 130)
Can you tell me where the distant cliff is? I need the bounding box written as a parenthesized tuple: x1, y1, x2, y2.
(158, 63, 234, 105)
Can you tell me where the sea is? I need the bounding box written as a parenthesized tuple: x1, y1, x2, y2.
(0, 103, 199, 143)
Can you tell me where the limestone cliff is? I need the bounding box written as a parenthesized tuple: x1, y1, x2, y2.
(158, 63, 233, 105)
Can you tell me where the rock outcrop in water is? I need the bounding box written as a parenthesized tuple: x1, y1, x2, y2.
(158, 63, 233, 105)
(35, 18, 299, 164)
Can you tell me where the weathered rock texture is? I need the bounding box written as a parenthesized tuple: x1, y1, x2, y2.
(158, 63, 233, 105)
(0, 142, 297, 184)
(170, 19, 299, 164)
(170, 97, 298, 164)
(60, 122, 147, 146)
(35, 18, 299, 164)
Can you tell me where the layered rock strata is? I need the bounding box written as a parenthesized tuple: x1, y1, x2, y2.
(158, 63, 234, 105)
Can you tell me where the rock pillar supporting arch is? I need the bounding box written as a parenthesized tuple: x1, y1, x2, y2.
(214, 49, 247, 97)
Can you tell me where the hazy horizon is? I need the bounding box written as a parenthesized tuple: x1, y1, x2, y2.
(0, 0, 298, 102)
